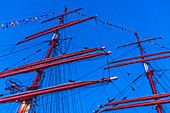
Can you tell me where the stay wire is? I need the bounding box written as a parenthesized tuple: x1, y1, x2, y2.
(0, 41, 48, 58)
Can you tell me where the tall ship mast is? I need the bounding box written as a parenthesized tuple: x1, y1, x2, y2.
(0, 6, 169, 113)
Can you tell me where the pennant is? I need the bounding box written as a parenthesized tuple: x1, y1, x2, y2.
(44, 15, 46, 19)
(49, 14, 51, 16)
(23, 20, 26, 24)
(75, 12, 135, 34)
(38, 16, 41, 19)
(2, 24, 4, 28)
(9, 22, 12, 25)
(5, 23, 8, 28)
(35, 17, 37, 20)
(12, 22, 16, 26)
(29, 18, 32, 22)
(16, 21, 19, 25)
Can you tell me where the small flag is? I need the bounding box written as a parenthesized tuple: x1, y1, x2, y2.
(9, 22, 12, 25)
(130, 31, 132, 33)
(23, 20, 26, 24)
(29, 18, 32, 22)
(35, 17, 37, 20)
(2, 24, 4, 28)
(12, 22, 16, 26)
(16, 21, 19, 24)
(5, 23, 8, 28)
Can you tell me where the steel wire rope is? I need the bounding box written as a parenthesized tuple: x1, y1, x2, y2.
(34, 83, 110, 113)
(4, 47, 44, 70)
(109, 72, 145, 102)
(142, 43, 170, 92)
(87, 88, 105, 112)
(74, 61, 83, 112)
(119, 68, 156, 113)
(105, 37, 167, 112)
(107, 46, 139, 63)
(0, 40, 49, 58)
(107, 52, 147, 98)
(62, 64, 70, 113)
(0, 8, 62, 21)
(100, 21, 134, 46)
(103, 23, 135, 43)
(109, 61, 154, 112)
(120, 70, 156, 113)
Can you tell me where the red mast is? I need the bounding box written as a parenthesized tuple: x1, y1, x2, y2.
(17, 7, 68, 113)
(14, 7, 97, 113)
(95, 32, 170, 113)
(134, 32, 162, 113)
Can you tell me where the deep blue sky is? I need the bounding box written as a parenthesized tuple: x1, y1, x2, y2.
(0, 0, 169, 113)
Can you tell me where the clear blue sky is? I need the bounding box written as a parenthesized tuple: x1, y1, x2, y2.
(0, 0, 169, 113)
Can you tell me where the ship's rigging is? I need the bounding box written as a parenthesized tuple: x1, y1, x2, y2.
(0, 6, 169, 113)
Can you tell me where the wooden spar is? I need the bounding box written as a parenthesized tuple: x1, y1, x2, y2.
(0, 52, 111, 78)
(94, 99, 170, 112)
(41, 8, 83, 24)
(108, 50, 170, 64)
(0, 47, 105, 75)
(104, 55, 170, 70)
(98, 93, 170, 108)
(117, 37, 162, 48)
(0, 76, 118, 103)
(16, 16, 96, 45)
